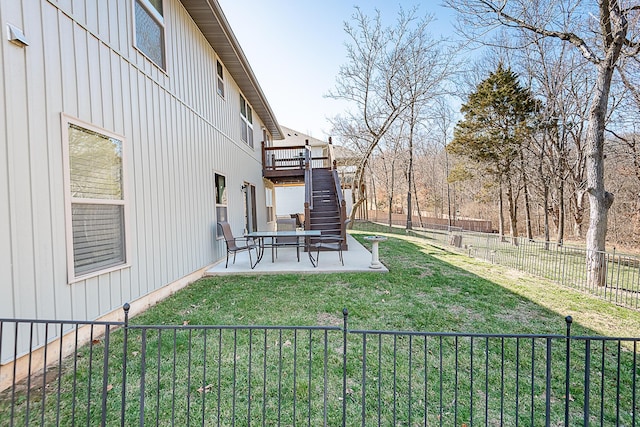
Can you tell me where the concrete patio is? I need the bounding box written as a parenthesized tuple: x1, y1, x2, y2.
(205, 233, 389, 275)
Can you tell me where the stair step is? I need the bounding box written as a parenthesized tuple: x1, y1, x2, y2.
(311, 227, 342, 232)
(311, 212, 340, 218)
(310, 223, 342, 229)
(310, 212, 340, 218)
(311, 219, 341, 225)
(311, 209, 339, 215)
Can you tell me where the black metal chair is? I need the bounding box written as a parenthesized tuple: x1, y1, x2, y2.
(309, 235, 344, 267)
(217, 221, 257, 268)
(273, 218, 300, 262)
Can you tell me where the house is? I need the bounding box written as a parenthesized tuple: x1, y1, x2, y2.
(269, 126, 356, 219)
(0, 0, 282, 364)
(271, 126, 328, 217)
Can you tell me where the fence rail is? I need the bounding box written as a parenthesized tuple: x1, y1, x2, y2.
(368, 218, 640, 310)
(1, 307, 639, 426)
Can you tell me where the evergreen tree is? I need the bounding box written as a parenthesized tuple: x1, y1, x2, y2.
(447, 64, 539, 240)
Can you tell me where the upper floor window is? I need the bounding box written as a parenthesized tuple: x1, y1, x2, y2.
(62, 117, 129, 281)
(216, 60, 225, 98)
(240, 95, 254, 148)
(135, 0, 165, 69)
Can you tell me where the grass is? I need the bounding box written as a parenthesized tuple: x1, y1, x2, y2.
(2, 221, 640, 425)
(408, 223, 640, 300)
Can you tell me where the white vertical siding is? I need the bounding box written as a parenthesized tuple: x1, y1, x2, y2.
(1, 0, 271, 341)
(0, 0, 13, 320)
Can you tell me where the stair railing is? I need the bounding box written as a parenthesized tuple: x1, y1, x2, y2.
(304, 144, 313, 230)
(332, 160, 349, 249)
(327, 136, 335, 169)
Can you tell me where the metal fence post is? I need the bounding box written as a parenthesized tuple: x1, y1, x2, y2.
(564, 316, 572, 426)
(545, 336, 552, 427)
(121, 303, 130, 427)
(101, 325, 111, 427)
(342, 308, 348, 427)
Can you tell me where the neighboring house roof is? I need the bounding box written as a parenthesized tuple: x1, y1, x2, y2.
(278, 125, 359, 162)
(180, 0, 284, 140)
(278, 125, 327, 147)
(332, 145, 359, 162)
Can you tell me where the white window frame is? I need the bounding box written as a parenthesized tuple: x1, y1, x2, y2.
(61, 114, 131, 284)
(240, 95, 254, 148)
(265, 187, 274, 223)
(133, 0, 166, 70)
(216, 60, 225, 98)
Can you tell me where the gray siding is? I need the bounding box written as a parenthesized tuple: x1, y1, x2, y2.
(0, 0, 269, 329)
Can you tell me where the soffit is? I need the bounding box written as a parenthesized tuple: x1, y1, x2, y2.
(179, 0, 284, 140)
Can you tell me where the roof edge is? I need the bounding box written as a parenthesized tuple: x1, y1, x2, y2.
(180, 0, 284, 140)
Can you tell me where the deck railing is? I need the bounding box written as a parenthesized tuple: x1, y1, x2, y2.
(1, 306, 639, 426)
(262, 140, 330, 179)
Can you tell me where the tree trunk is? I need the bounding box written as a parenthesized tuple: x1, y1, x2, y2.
(524, 188, 532, 241)
(445, 150, 452, 228)
(388, 160, 396, 231)
(519, 148, 533, 240)
(571, 191, 586, 238)
(557, 180, 564, 245)
(412, 175, 424, 228)
(585, 59, 617, 287)
(406, 112, 415, 230)
(506, 178, 519, 245)
(498, 182, 505, 242)
(543, 187, 550, 251)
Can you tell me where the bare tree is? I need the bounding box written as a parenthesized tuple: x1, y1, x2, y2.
(374, 126, 408, 229)
(445, 0, 640, 286)
(430, 99, 457, 227)
(328, 6, 453, 225)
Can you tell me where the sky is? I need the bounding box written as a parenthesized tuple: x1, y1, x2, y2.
(216, 0, 458, 140)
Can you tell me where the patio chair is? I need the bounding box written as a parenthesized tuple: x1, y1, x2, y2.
(274, 218, 300, 262)
(290, 212, 305, 229)
(217, 221, 257, 268)
(309, 234, 344, 267)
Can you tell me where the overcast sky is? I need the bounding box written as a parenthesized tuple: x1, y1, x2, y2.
(216, 0, 457, 140)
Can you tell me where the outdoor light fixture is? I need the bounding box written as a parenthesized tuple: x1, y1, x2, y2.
(7, 23, 28, 47)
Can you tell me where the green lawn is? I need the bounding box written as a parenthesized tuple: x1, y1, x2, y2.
(3, 222, 640, 426)
(408, 224, 640, 303)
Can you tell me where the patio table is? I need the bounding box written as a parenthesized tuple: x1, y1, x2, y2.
(245, 230, 321, 264)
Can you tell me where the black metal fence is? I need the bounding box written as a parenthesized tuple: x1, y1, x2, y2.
(371, 220, 640, 310)
(1, 307, 639, 426)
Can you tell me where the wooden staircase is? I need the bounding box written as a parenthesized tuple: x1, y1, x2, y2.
(262, 139, 349, 250)
(306, 168, 348, 249)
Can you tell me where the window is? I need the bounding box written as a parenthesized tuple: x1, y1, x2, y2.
(215, 173, 227, 238)
(265, 188, 274, 223)
(240, 95, 254, 148)
(216, 60, 225, 98)
(62, 117, 128, 280)
(134, 0, 165, 69)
